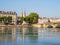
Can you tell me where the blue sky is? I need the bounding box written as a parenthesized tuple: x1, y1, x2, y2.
(0, 0, 60, 18)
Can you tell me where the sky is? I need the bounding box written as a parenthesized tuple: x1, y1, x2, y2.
(0, 0, 60, 18)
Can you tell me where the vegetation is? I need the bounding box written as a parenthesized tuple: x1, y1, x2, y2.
(24, 16, 30, 23)
(8, 16, 12, 23)
(0, 16, 12, 24)
(0, 12, 39, 25)
(20, 12, 39, 24)
(20, 17, 24, 24)
(28, 12, 38, 24)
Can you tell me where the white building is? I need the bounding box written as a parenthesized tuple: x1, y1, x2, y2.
(38, 17, 48, 24)
(49, 18, 60, 23)
(38, 17, 60, 24)
(0, 11, 17, 25)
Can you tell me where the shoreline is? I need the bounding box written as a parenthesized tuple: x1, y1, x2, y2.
(0, 24, 60, 28)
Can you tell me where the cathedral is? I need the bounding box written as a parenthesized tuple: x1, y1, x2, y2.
(17, 9, 28, 25)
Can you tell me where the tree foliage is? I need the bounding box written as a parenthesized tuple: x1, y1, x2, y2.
(28, 12, 38, 24)
(20, 17, 24, 24)
(24, 16, 30, 23)
(0, 16, 12, 24)
(20, 12, 38, 24)
(20, 12, 39, 24)
(8, 16, 12, 23)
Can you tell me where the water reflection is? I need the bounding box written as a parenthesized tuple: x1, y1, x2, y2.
(0, 27, 60, 45)
(17, 27, 38, 45)
(0, 27, 16, 41)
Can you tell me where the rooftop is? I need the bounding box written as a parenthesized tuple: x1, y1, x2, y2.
(0, 11, 17, 15)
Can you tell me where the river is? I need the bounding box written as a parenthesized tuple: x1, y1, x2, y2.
(0, 27, 60, 45)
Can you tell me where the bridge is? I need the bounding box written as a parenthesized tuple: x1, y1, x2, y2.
(42, 22, 60, 28)
(32, 22, 60, 28)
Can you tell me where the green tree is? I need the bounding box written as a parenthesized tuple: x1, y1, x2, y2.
(20, 17, 24, 24)
(8, 16, 12, 23)
(24, 16, 30, 23)
(2, 16, 8, 23)
(28, 12, 38, 24)
(0, 17, 2, 23)
(0, 16, 12, 24)
(19, 12, 39, 24)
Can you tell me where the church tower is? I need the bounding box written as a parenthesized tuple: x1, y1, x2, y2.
(20, 9, 28, 25)
(21, 9, 26, 17)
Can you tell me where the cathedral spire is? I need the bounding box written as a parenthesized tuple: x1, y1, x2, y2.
(21, 9, 26, 17)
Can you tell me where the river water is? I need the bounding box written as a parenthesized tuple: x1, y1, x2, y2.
(0, 27, 60, 45)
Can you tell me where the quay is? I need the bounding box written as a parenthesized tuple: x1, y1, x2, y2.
(0, 22, 60, 28)
(32, 22, 60, 28)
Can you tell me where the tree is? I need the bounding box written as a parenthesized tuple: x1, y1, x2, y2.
(8, 16, 12, 23)
(19, 12, 39, 24)
(20, 17, 24, 24)
(0, 17, 2, 23)
(0, 16, 12, 24)
(28, 12, 39, 24)
(24, 16, 30, 23)
(2, 16, 8, 23)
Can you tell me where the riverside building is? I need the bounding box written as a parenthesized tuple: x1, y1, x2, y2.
(38, 17, 60, 24)
(0, 11, 17, 25)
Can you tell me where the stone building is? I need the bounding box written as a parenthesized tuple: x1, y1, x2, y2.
(0, 11, 17, 25)
(49, 18, 60, 23)
(20, 9, 26, 17)
(20, 9, 28, 25)
(38, 17, 48, 24)
(38, 17, 60, 24)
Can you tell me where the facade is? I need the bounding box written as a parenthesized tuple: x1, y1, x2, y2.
(0, 11, 17, 25)
(38, 17, 48, 24)
(49, 18, 60, 23)
(38, 17, 60, 24)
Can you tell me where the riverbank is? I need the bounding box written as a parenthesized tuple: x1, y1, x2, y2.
(0, 24, 60, 28)
(0, 24, 32, 27)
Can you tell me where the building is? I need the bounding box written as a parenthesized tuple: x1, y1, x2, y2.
(20, 9, 26, 17)
(49, 18, 60, 23)
(0, 11, 17, 25)
(38, 17, 60, 24)
(38, 17, 48, 24)
(20, 9, 28, 25)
